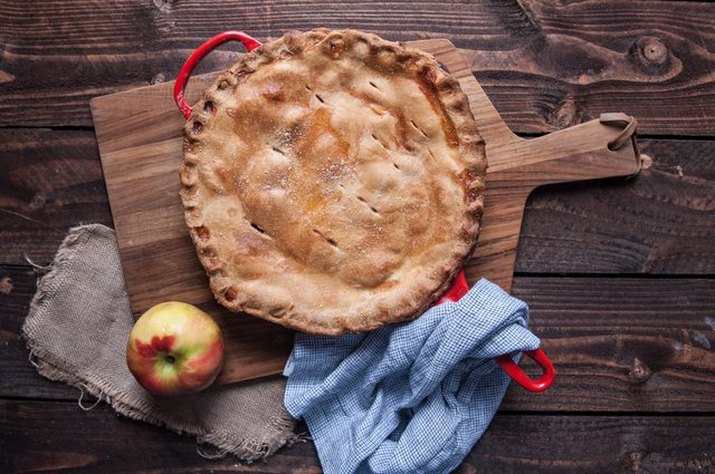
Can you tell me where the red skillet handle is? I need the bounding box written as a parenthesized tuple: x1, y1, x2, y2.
(436, 270, 555, 392)
(173, 31, 262, 119)
(495, 348, 555, 393)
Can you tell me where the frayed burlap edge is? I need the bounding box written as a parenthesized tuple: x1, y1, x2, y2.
(22, 224, 301, 462)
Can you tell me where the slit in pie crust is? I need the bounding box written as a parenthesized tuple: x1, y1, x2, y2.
(180, 29, 486, 335)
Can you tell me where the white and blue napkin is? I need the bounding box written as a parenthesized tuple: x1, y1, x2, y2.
(284, 279, 540, 474)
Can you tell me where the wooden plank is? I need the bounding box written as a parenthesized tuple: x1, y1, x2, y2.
(517, 138, 715, 274)
(2, 130, 713, 274)
(460, 0, 715, 135)
(4, 265, 713, 411)
(0, 1, 712, 134)
(0, 400, 322, 473)
(0, 129, 112, 265)
(504, 277, 715, 412)
(1, 399, 713, 473)
(0, 265, 79, 400)
(460, 414, 715, 473)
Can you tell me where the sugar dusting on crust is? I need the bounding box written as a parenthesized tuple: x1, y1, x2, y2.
(180, 29, 486, 335)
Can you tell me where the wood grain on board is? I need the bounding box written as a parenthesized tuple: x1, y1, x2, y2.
(0, 1, 713, 134)
(90, 39, 639, 384)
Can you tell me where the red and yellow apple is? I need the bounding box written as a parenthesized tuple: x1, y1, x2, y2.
(126, 301, 224, 397)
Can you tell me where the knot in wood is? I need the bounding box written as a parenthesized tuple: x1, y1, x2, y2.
(0, 69, 15, 85)
(28, 193, 47, 211)
(625, 451, 645, 472)
(642, 38, 668, 64)
(628, 357, 652, 383)
(629, 36, 671, 73)
(639, 154, 653, 170)
(548, 96, 584, 129)
(0, 276, 13, 295)
(150, 73, 166, 85)
(152, 0, 172, 12)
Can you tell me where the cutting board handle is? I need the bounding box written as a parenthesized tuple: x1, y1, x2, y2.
(173, 31, 262, 119)
(466, 114, 641, 292)
(487, 114, 641, 180)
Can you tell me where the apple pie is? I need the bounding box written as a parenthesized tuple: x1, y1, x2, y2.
(180, 29, 486, 335)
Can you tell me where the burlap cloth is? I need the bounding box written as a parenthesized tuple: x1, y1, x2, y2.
(22, 224, 298, 460)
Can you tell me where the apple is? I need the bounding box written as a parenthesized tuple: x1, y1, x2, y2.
(126, 301, 224, 397)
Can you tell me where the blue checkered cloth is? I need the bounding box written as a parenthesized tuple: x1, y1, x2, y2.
(283, 279, 540, 474)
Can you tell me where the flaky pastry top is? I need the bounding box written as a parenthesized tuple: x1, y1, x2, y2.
(180, 29, 486, 335)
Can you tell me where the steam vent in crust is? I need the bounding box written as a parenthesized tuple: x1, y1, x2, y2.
(180, 29, 486, 335)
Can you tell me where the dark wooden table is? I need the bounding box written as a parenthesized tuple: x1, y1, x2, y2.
(1, 1, 714, 472)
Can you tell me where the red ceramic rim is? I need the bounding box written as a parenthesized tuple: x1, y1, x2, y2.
(173, 31, 262, 119)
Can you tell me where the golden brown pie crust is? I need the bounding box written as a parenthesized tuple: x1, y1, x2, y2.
(180, 29, 486, 335)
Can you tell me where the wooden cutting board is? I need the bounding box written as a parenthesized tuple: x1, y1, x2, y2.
(90, 39, 640, 385)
